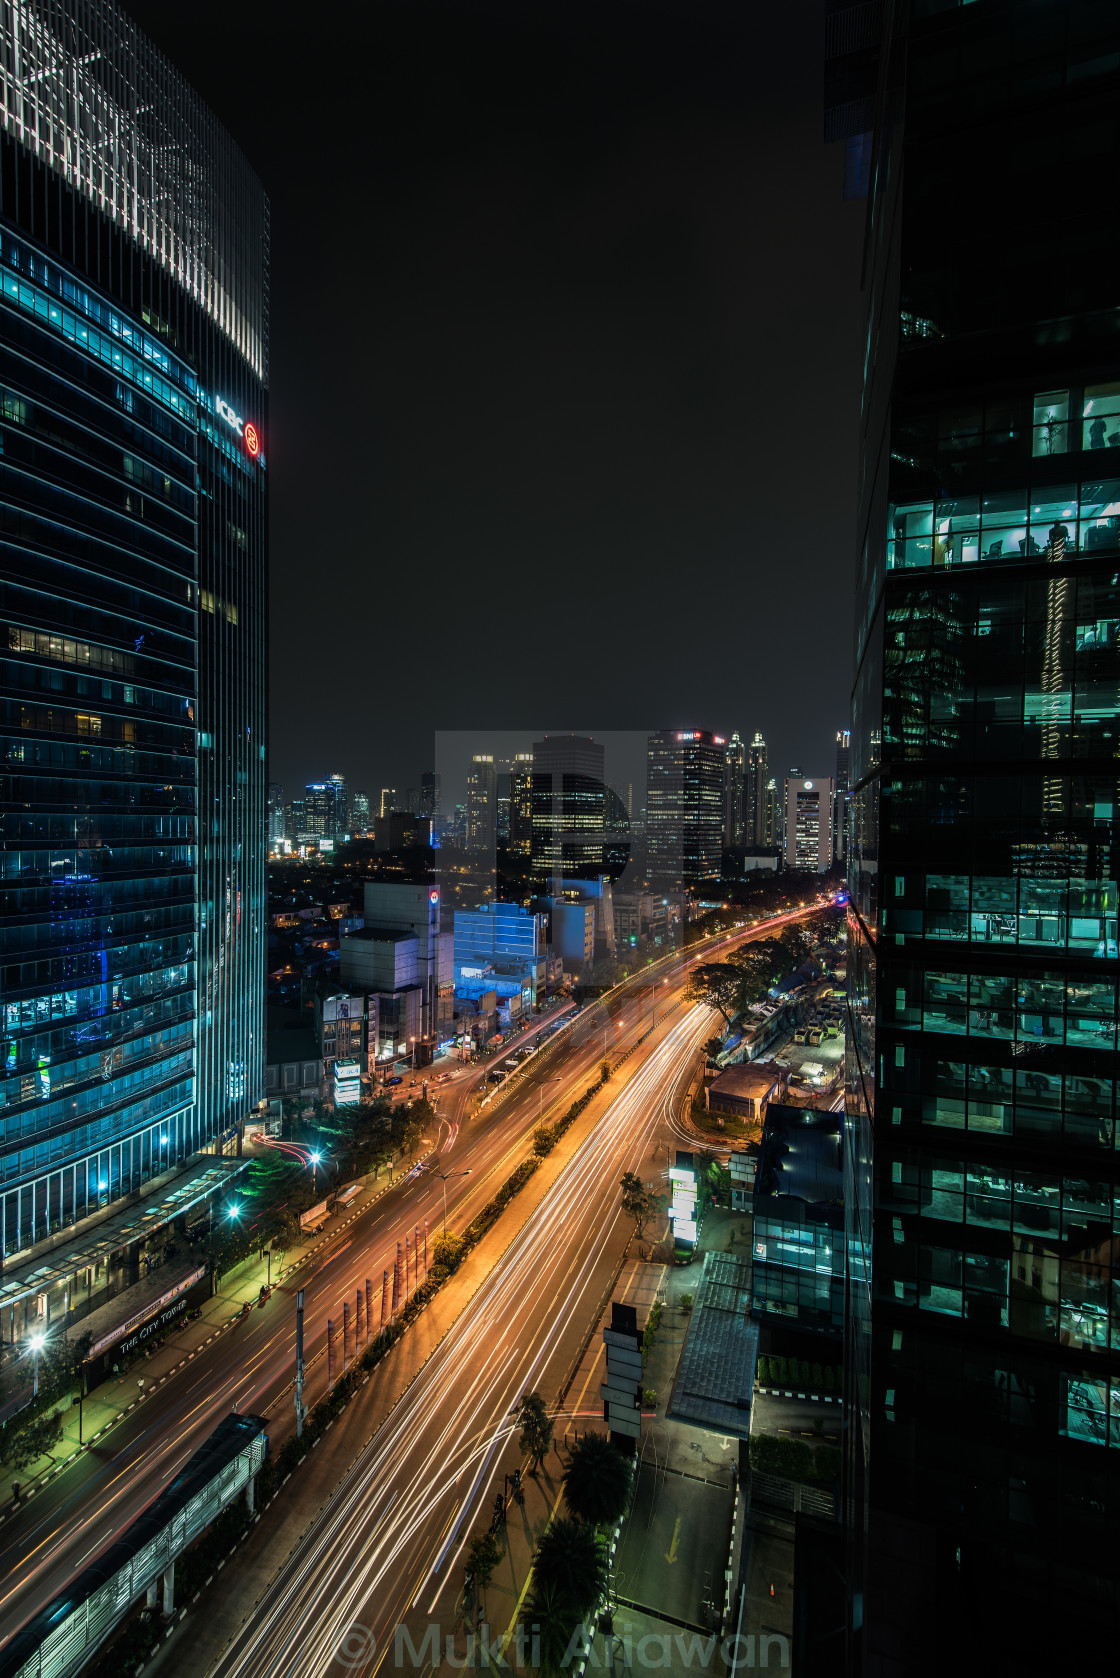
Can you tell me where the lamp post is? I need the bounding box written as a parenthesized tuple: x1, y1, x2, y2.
(438, 1169, 471, 1234)
(538, 1075, 563, 1123)
(29, 1333, 44, 1398)
(409, 1036, 416, 1073)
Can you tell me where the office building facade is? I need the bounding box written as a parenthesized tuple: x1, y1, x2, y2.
(465, 754, 496, 856)
(530, 735, 606, 887)
(747, 731, 768, 847)
(845, 4, 1120, 1673)
(646, 729, 726, 891)
(784, 777, 835, 874)
(0, 2, 268, 1262)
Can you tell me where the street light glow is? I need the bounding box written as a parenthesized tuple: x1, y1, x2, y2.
(29, 1334, 45, 1352)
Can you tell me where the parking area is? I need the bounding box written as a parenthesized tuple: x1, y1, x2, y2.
(615, 1459, 734, 1630)
(772, 993, 845, 1102)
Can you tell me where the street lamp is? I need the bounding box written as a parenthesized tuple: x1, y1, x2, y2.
(653, 977, 668, 1028)
(409, 1036, 416, 1073)
(310, 1150, 321, 1192)
(29, 1333, 44, 1398)
(438, 1169, 471, 1234)
(538, 1075, 563, 1123)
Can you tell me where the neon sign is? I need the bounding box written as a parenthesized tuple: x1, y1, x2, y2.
(215, 395, 261, 459)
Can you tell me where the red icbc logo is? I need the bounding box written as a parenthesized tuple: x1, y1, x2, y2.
(244, 421, 261, 458)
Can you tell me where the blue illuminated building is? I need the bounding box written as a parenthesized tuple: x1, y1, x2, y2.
(0, 3, 267, 1264)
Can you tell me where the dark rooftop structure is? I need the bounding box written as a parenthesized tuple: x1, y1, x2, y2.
(753, 1105, 844, 1332)
(668, 1250, 758, 1439)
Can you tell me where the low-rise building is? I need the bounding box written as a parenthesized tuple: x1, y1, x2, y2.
(706, 1063, 781, 1124)
(751, 1105, 844, 1332)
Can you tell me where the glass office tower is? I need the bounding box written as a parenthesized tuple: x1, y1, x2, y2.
(845, 2, 1120, 1672)
(0, 2, 267, 1259)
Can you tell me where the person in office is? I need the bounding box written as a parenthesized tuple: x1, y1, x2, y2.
(1049, 520, 1071, 558)
(1089, 415, 1107, 449)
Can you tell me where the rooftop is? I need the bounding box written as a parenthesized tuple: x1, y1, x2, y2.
(755, 1105, 843, 1207)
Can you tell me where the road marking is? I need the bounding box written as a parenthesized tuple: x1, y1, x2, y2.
(665, 1516, 681, 1565)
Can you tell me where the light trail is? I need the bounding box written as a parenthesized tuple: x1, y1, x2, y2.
(208, 1011, 708, 1678)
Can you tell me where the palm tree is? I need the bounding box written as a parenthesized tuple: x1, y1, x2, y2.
(532, 1517, 606, 1616)
(563, 1433, 630, 1526)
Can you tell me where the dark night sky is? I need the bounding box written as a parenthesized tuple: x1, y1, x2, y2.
(124, 0, 865, 802)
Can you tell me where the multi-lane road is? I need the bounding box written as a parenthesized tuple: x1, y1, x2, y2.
(199, 1007, 708, 1678)
(0, 905, 818, 1662)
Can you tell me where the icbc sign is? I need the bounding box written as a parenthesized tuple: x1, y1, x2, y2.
(215, 395, 261, 459)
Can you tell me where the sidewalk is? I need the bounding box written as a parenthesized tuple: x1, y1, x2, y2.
(0, 1152, 419, 1515)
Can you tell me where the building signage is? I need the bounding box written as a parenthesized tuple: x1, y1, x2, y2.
(215, 395, 261, 459)
(86, 1264, 206, 1360)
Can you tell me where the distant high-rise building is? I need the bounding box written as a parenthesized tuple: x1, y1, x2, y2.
(646, 730, 726, 890)
(466, 755, 497, 856)
(834, 728, 851, 864)
(764, 778, 779, 849)
(285, 798, 308, 838)
(418, 772, 441, 827)
(269, 784, 286, 843)
(530, 735, 606, 887)
(379, 788, 397, 821)
(723, 731, 746, 847)
(747, 732, 769, 846)
(305, 775, 347, 841)
(783, 777, 834, 873)
(509, 754, 534, 856)
(349, 790, 371, 832)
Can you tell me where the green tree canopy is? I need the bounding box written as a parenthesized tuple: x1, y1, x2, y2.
(563, 1432, 630, 1527)
(519, 1391, 554, 1469)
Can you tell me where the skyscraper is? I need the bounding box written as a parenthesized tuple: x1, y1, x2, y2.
(465, 755, 496, 856)
(783, 776, 835, 873)
(834, 728, 851, 864)
(530, 735, 605, 888)
(844, 6, 1120, 1673)
(0, 0, 267, 1263)
(268, 784, 286, 844)
(349, 790, 371, 832)
(645, 730, 726, 891)
(418, 772, 441, 829)
(379, 788, 397, 820)
(509, 754, 533, 857)
(747, 730, 769, 846)
(304, 775, 346, 841)
(723, 731, 746, 848)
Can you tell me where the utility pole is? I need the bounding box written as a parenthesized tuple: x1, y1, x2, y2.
(294, 1289, 305, 1437)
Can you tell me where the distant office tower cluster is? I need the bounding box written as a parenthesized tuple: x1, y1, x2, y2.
(841, 4, 1120, 1674)
(0, 0, 268, 1264)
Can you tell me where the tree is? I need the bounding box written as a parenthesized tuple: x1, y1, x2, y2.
(687, 962, 743, 1025)
(563, 1432, 630, 1527)
(599, 1059, 611, 1083)
(1, 1406, 63, 1470)
(531, 1517, 606, 1616)
(519, 1391, 554, 1470)
(400, 1115, 422, 1161)
(619, 1172, 666, 1242)
(466, 1528, 503, 1595)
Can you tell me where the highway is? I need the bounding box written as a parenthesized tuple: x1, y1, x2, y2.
(0, 905, 816, 1656)
(194, 1008, 709, 1678)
